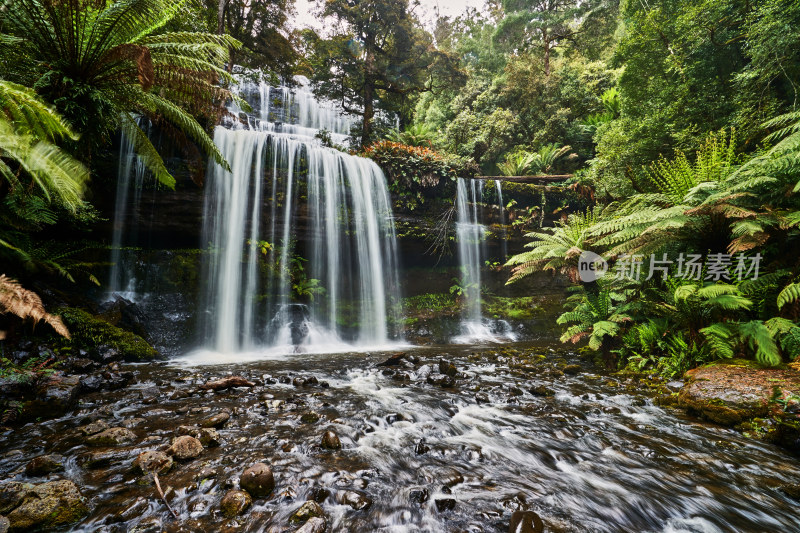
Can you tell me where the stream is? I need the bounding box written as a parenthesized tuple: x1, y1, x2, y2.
(2, 343, 799, 532)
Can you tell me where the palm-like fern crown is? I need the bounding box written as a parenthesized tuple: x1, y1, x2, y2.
(506, 205, 605, 283)
(1, 0, 242, 187)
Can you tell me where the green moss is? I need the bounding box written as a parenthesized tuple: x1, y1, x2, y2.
(58, 307, 158, 361)
(483, 295, 542, 320)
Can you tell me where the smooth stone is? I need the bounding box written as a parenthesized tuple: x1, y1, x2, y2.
(78, 419, 110, 436)
(509, 510, 544, 533)
(168, 436, 203, 460)
(240, 463, 275, 498)
(321, 430, 341, 450)
(562, 364, 581, 375)
(86, 427, 137, 446)
(199, 411, 230, 428)
(220, 489, 252, 517)
(339, 490, 371, 511)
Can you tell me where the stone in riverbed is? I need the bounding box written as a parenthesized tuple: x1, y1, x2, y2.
(562, 364, 581, 375)
(339, 490, 371, 511)
(6, 480, 88, 531)
(240, 463, 274, 498)
(199, 411, 230, 428)
(0, 515, 8, 533)
(132, 450, 173, 475)
(25, 455, 64, 477)
(220, 489, 252, 517)
(168, 435, 203, 460)
(434, 498, 456, 512)
(295, 517, 326, 533)
(86, 427, 137, 446)
(78, 419, 110, 436)
(0, 483, 31, 514)
(290, 500, 324, 523)
(21, 375, 80, 420)
(509, 510, 544, 532)
(421, 466, 463, 488)
(199, 376, 255, 391)
(321, 430, 341, 450)
(408, 488, 429, 504)
(529, 385, 554, 397)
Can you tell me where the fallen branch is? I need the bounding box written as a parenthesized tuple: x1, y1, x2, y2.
(153, 472, 179, 519)
(199, 376, 256, 391)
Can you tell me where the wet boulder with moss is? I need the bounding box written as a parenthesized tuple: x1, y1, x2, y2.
(57, 308, 158, 362)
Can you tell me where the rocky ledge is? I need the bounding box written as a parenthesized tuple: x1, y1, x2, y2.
(672, 360, 800, 452)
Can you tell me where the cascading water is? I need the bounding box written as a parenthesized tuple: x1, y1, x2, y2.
(452, 178, 515, 343)
(107, 120, 150, 300)
(494, 179, 507, 260)
(199, 78, 402, 356)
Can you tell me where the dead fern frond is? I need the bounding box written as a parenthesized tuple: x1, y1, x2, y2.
(0, 274, 70, 338)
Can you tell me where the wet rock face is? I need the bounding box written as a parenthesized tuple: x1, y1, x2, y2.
(220, 489, 252, 517)
(4, 480, 88, 531)
(168, 435, 203, 460)
(290, 500, 324, 523)
(677, 361, 800, 426)
(295, 516, 326, 533)
(240, 463, 275, 498)
(21, 375, 81, 420)
(25, 455, 64, 477)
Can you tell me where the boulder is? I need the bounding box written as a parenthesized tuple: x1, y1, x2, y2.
(199, 411, 230, 428)
(338, 490, 371, 511)
(220, 489, 252, 517)
(78, 420, 110, 436)
(434, 498, 456, 512)
(6, 480, 88, 531)
(86, 427, 137, 446)
(168, 436, 203, 460)
(562, 364, 581, 375)
(677, 361, 800, 426)
(240, 463, 274, 498)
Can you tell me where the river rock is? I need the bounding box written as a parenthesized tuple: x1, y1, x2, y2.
(321, 430, 341, 450)
(199, 376, 255, 391)
(25, 455, 64, 477)
(295, 517, 326, 533)
(529, 385, 554, 397)
(677, 361, 800, 426)
(240, 463, 274, 498)
(339, 490, 372, 511)
(290, 500, 324, 523)
(434, 498, 456, 512)
(132, 450, 173, 475)
(408, 488, 429, 504)
(78, 419, 110, 436)
(199, 411, 230, 428)
(168, 435, 203, 460)
(6, 480, 88, 531)
(0, 515, 8, 533)
(509, 510, 544, 532)
(421, 466, 463, 487)
(0, 483, 31, 514)
(438, 360, 457, 377)
(86, 427, 137, 446)
(220, 489, 252, 517)
(562, 364, 581, 375)
(21, 375, 80, 420)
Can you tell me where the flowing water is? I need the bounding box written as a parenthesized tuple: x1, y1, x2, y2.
(453, 179, 515, 344)
(199, 78, 401, 355)
(4, 344, 800, 533)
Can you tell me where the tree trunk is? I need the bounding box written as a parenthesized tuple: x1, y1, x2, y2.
(217, 0, 226, 34)
(361, 82, 374, 148)
(543, 31, 551, 77)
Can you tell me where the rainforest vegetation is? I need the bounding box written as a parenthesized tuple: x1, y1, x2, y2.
(2, 0, 800, 380)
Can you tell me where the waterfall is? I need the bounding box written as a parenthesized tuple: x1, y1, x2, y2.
(494, 180, 507, 260)
(453, 178, 516, 344)
(108, 120, 149, 300)
(199, 78, 401, 355)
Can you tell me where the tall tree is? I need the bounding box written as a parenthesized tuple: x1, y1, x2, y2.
(308, 0, 463, 147)
(495, 0, 599, 76)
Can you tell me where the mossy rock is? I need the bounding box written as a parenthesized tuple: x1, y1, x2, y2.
(57, 308, 158, 362)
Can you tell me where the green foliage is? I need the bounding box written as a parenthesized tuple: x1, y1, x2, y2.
(385, 123, 439, 147)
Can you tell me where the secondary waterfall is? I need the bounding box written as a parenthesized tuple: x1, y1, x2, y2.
(453, 178, 515, 343)
(200, 78, 401, 354)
